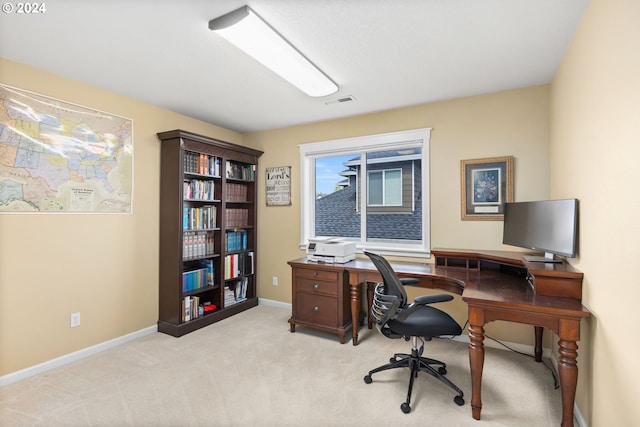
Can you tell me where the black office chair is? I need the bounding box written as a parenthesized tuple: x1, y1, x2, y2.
(363, 251, 465, 413)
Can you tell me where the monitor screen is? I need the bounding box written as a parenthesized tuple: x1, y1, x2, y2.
(502, 199, 578, 262)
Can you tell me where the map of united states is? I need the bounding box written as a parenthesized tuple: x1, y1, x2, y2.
(0, 84, 133, 213)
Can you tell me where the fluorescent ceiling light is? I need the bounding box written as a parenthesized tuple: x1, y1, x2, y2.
(209, 6, 338, 97)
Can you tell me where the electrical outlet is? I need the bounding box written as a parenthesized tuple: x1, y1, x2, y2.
(272, 276, 278, 286)
(70, 312, 81, 328)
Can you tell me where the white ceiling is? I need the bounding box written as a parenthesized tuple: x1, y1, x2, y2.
(0, 0, 589, 134)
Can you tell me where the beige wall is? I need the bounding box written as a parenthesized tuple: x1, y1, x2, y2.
(550, 0, 640, 425)
(0, 58, 243, 376)
(1, 56, 553, 378)
(247, 85, 552, 345)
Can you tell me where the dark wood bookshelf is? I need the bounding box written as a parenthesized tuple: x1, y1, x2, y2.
(157, 129, 263, 337)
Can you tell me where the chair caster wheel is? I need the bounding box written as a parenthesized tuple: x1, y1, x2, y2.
(454, 395, 465, 406)
(401, 402, 411, 413)
(438, 366, 447, 375)
(364, 375, 372, 384)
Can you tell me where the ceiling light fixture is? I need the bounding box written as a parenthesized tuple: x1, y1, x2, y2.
(208, 6, 338, 97)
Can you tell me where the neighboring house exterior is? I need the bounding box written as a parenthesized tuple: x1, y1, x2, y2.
(315, 149, 422, 241)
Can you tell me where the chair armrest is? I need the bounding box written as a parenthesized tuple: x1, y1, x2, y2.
(400, 278, 420, 287)
(397, 294, 454, 321)
(414, 294, 454, 305)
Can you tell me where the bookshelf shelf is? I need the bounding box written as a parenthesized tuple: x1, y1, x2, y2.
(157, 129, 263, 337)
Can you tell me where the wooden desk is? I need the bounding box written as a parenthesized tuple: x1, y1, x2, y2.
(288, 249, 589, 427)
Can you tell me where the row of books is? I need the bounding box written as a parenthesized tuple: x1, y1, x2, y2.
(183, 206, 217, 230)
(182, 296, 217, 321)
(226, 182, 249, 202)
(224, 277, 250, 306)
(224, 251, 254, 280)
(184, 179, 216, 201)
(182, 260, 214, 292)
(184, 151, 221, 177)
(226, 161, 255, 181)
(182, 295, 201, 322)
(183, 231, 215, 260)
(225, 208, 249, 227)
(226, 230, 248, 252)
(182, 268, 206, 292)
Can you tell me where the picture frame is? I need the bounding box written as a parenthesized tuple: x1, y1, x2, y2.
(265, 166, 292, 206)
(460, 156, 513, 220)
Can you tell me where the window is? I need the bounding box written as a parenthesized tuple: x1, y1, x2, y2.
(368, 169, 401, 206)
(299, 128, 431, 257)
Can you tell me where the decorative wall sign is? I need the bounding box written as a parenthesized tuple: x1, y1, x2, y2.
(0, 84, 133, 213)
(266, 166, 291, 206)
(460, 156, 513, 220)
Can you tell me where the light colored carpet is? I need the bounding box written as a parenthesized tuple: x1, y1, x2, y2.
(0, 305, 562, 426)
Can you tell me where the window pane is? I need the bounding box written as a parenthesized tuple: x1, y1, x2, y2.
(366, 148, 422, 242)
(314, 154, 361, 238)
(384, 170, 401, 205)
(368, 171, 382, 205)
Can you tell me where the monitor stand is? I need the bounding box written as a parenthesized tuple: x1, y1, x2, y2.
(523, 253, 564, 264)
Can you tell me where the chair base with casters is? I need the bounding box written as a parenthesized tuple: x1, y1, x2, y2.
(362, 251, 465, 414)
(363, 335, 465, 413)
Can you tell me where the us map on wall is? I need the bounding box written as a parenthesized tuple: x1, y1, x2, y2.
(0, 84, 133, 213)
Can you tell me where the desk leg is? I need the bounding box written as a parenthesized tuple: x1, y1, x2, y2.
(350, 281, 361, 345)
(558, 338, 579, 427)
(468, 309, 485, 421)
(534, 326, 544, 362)
(367, 282, 374, 329)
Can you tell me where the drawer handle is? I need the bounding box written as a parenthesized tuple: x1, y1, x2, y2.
(313, 272, 318, 277)
(314, 306, 320, 312)
(313, 283, 320, 289)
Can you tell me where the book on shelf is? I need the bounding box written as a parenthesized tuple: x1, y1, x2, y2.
(224, 285, 236, 307)
(224, 208, 248, 227)
(224, 251, 254, 279)
(183, 231, 215, 259)
(225, 229, 248, 252)
(183, 206, 217, 230)
(184, 151, 221, 177)
(184, 179, 215, 201)
(225, 161, 255, 181)
(224, 277, 250, 306)
(182, 267, 208, 292)
(226, 182, 248, 202)
(200, 259, 215, 287)
(182, 295, 201, 322)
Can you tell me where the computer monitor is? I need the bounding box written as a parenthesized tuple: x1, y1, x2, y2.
(502, 199, 578, 263)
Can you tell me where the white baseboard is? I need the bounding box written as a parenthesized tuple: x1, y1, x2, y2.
(0, 325, 157, 388)
(258, 298, 292, 310)
(574, 402, 588, 427)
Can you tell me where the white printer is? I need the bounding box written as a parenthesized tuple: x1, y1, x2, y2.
(306, 238, 356, 263)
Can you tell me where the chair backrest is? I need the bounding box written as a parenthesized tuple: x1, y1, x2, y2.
(365, 251, 409, 338)
(370, 282, 401, 328)
(364, 251, 408, 306)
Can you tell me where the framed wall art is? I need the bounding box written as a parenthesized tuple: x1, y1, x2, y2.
(460, 156, 513, 220)
(266, 166, 291, 206)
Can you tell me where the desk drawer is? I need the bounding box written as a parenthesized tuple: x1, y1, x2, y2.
(297, 277, 338, 296)
(296, 293, 338, 326)
(295, 268, 339, 282)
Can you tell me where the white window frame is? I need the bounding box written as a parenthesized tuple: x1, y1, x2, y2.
(299, 128, 431, 258)
(367, 168, 402, 207)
